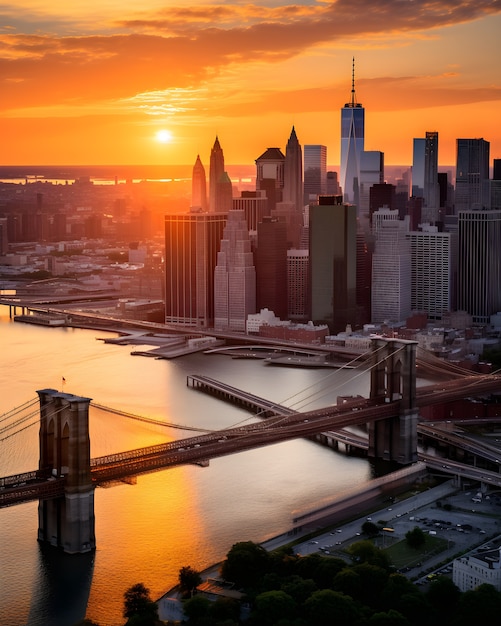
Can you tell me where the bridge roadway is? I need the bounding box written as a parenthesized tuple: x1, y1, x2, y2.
(2, 372, 501, 507)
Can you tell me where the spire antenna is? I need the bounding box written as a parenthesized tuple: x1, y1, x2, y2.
(351, 56, 357, 106)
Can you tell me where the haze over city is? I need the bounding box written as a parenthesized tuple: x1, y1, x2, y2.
(1, 1, 500, 166)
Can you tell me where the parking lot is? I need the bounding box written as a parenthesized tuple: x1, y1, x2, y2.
(295, 480, 501, 580)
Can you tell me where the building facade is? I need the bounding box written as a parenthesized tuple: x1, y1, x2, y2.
(214, 210, 256, 331)
(457, 209, 501, 324)
(283, 126, 303, 213)
(308, 196, 357, 333)
(303, 145, 327, 204)
(408, 228, 455, 320)
(371, 217, 412, 324)
(455, 138, 490, 212)
(164, 211, 227, 326)
(340, 59, 364, 205)
(191, 155, 207, 211)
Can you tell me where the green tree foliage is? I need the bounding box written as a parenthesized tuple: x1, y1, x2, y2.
(405, 527, 426, 549)
(332, 568, 362, 600)
(182, 593, 212, 624)
(123, 582, 158, 626)
(178, 566, 202, 598)
(304, 589, 360, 626)
(208, 597, 241, 623)
(426, 575, 460, 621)
(455, 583, 501, 626)
(362, 521, 381, 537)
(280, 575, 317, 604)
(368, 608, 409, 626)
(251, 590, 296, 625)
(220, 541, 271, 589)
(352, 563, 389, 608)
(347, 540, 392, 570)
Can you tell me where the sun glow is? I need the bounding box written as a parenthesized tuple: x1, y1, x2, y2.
(155, 129, 172, 143)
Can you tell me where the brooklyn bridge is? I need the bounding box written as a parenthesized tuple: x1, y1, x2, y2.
(1, 338, 501, 553)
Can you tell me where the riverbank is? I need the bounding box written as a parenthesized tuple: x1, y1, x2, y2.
(158, 476, 501, 622)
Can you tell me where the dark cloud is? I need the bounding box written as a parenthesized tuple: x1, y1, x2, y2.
(0, 0, 499, 111)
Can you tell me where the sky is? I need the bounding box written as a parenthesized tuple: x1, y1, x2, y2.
(1, 1, 500, 168)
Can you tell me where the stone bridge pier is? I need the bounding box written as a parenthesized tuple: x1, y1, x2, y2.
(368, 338, 419, 465)
(37, 389, 95, 554)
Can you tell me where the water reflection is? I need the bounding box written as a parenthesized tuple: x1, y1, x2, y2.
(27, 545, 95, 626)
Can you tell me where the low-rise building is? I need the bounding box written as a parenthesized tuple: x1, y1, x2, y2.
(453, 547, 501, 592)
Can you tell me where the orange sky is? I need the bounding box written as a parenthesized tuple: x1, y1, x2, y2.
(1, 1, 500, 168)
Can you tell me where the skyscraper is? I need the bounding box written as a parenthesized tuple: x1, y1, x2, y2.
(214, 210, 256, 331)
(412, 132, 439, 223)
(371, 215, 411, 324)
(308, 196, 357, 333)
(408, 227, 454, 320)
(191, 154, 207, 211)
(303, 144, 327, 204)
(423, 131, 439, 214)
(359, 151, 384, 220)
(455, 138, 490, 212)
(458, 209, 501, 324)
(164, 211, 226, 327)
(287, 249, 309, 321)
(209, 136, 225, 212)
(340, 58, 364, 205)
(283, 126, 303, 212)
(255, 217, 288, 319)
(255, 147, 285, 213)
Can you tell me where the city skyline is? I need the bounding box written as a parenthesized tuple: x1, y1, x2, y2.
(1, 1, 500, 167)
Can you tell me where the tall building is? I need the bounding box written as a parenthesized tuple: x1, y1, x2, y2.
(458, 209, 501, 324)
(340, 58, 364, 205)
(369, 183, 396, 226)
(255, 217, 288, 319)
(308, 196, 357, 333)
(371, 216, 411, 324)
(283, 126, 303, 213)
(359, 151, 384, 221)
(164, 211, 226, 327)
(233, 191, 268, 233)
(412, 132, 440, 222)
(411, 138, 425, 198)
(303, 145, 327, 203)
(287, 249, 309, 321)
(255, 147, 285, 213)
(209, 136, 226, 212)
(423, 131, 439, 214)
(191, 154, 207, 211)
(408, 227, 455, 320)
(455, 138, 490, 211)
(214, 210, 256, 331)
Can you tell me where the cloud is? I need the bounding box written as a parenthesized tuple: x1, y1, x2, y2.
(0, 0, 500, 114)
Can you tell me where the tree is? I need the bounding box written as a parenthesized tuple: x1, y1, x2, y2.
(220, 541, 271, 589)
(179, 566, 202, 598)
(304, 589, 360, 626)
(362, 521, 381, 537)
(208, 597, 241, 623)
(123, 583, 158, 625)
(405, 527, 425, 549)
(251, 590, 296, 625)
(347, 540, 392, 570)
(182, 594, 212, 624)
(368, 608, 409, 626)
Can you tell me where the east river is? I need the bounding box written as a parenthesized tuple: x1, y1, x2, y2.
(0, 307, 374, 626)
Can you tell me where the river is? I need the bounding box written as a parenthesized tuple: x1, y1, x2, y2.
(0, 307, 373, 626)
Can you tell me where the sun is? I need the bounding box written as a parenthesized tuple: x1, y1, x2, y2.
(155, 129, 172, 143)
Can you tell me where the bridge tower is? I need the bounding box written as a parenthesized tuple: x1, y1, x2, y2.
(368, 338, 418, 465)
(37, 389, 95, 554)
